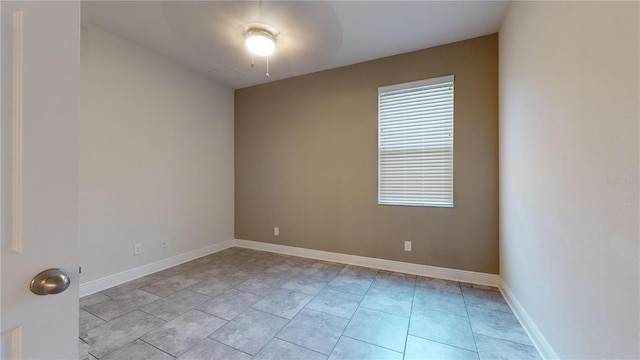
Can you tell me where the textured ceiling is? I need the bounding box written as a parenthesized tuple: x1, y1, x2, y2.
(82, 1, 511, 89)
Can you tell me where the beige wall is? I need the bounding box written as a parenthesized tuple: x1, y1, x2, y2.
(235, 34, 498, 274)
(80, 26, 235, 283)
(500, 2, 639, 358)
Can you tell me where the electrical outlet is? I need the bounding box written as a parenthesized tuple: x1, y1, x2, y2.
(134, 243, 142, 256)
(274, 227, 279, 236)
(404, 241, 412, 251)
(161, 240, 168, 249)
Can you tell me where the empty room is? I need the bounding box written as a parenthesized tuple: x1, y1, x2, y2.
(0, 1, 637, 359)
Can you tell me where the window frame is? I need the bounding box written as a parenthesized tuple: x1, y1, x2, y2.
(377, 74, 455, 208)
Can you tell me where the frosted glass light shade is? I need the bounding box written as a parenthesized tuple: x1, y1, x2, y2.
(245, 30, 276, 57)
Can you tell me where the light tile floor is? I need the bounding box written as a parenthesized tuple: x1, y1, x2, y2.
(80, 247, 541, 360)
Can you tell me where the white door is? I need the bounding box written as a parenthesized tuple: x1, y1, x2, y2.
(1, 1, 80, 359)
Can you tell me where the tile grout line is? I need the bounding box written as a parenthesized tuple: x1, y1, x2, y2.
(404, 276, 417, 357)
(340, 334, 404, 355)
(137, 337, 177, 359)
(274, 335, 335, 357)
(320, 271, 348, 357)
(472, 332, 540, 349)
(406, 332, 479, 354)
(462, 288, 539, 351)
(460, 284, 481, 355)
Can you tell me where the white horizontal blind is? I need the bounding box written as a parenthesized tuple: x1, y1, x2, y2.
(378, 75, 454, 207)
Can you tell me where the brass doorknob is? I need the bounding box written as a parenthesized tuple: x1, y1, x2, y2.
(30, 268, 70, 295)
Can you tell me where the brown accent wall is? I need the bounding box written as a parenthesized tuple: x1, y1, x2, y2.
(235, 34, 498, 274)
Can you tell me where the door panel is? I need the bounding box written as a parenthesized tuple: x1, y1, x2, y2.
(1, 1, 80, 359)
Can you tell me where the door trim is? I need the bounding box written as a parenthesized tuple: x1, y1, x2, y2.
(3, 9, 24, 253)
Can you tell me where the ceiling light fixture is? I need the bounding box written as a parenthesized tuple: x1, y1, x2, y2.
(245, 28, 276, 57)
(244, 25, 278, 78)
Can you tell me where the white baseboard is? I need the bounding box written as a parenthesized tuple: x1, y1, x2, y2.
(233, 239, 499, 287)
(79, 240, 234, 297)
(500, 280, 559, 360)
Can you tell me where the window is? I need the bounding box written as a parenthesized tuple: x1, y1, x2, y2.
(378, 75, 454, 207)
